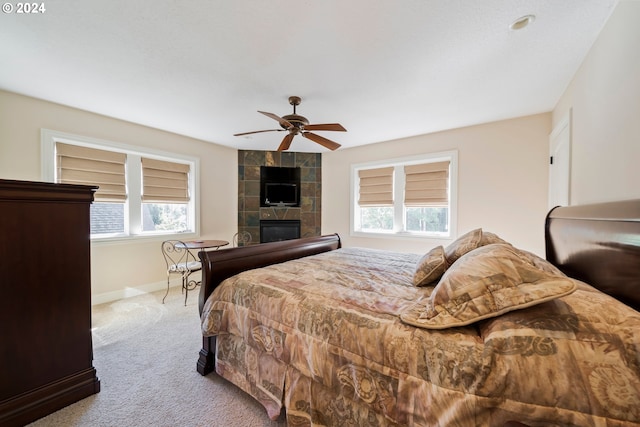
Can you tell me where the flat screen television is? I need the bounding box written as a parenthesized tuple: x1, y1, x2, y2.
(264, 183, 298, 206)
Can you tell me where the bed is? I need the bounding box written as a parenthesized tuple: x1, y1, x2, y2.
(197, 199, 640, 426)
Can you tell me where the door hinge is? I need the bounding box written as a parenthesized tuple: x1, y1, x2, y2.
(550, 156, 554, 165)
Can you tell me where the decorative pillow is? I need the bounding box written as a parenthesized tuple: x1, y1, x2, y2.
(514, 248, 565, 276)
(413, 246, 448, 287)
(479, 231, 508, 246)
(400, 243, 577, 329)
(444, 228, 483, 264)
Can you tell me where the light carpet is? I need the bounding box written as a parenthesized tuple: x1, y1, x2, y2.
(28, 289, 287, 427)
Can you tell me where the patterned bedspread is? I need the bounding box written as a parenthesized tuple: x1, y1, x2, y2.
(201, 247, 640, 426)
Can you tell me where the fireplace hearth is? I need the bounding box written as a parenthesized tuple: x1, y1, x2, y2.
(260, 220, 301, 243)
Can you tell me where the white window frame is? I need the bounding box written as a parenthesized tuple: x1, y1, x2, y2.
(41, 129, 200, 243)
(350, 150, 458, 240)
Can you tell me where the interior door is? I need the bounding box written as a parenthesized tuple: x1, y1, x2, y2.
(548, 111, 572, 209)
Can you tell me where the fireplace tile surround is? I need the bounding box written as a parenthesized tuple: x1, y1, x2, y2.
(237, 150, 322, 245)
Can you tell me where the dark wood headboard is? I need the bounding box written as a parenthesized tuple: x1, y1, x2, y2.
(545, 199, 640, 311)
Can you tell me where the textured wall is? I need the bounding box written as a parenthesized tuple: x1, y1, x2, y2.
(0, 90, 238, 302)
(322, 113, 551, 256)
(552, 0, 640, 205)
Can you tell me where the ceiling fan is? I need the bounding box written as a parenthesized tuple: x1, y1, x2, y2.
(234, 96, 346, 151)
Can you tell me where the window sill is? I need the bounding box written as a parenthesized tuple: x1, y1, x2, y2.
(350, 230, 452, 241)
(90, 232, 198, 246)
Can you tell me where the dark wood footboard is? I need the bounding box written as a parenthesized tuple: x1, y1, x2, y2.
(196, 234, 341, 375)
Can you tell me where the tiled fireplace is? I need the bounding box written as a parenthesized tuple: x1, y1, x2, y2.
(238, 150, 322, 245)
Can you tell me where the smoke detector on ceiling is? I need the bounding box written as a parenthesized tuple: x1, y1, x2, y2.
(510, 15, 536, 31)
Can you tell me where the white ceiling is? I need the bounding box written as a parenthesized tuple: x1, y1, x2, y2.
(0, 0, 618, 152)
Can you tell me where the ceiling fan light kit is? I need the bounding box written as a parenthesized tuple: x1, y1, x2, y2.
(234, 96, 346, 151)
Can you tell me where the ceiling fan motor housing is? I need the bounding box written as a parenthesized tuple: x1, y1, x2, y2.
(281, 114, 309, 132)
(282, 96, 308, 132)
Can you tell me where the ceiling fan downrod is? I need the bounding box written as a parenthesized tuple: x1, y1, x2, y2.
(289, 96, 301, 114)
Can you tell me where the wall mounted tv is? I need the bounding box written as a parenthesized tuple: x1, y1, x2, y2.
(264, 183, 298, 206)
(260, 166, 301, 207)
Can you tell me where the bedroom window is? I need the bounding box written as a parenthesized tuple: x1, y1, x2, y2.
(351, 150, 457, 238)
(357, 166, 394, 231)
(140, 157, 191, 233)
(42, 129, 199, 240)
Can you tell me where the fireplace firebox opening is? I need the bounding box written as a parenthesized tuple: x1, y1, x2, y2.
(260, 220, 301, 243)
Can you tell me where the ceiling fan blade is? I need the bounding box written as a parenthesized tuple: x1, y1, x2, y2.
(277, 133, 295, 151)
(258, 111, 293, 128)
(233, 129, 283, 136)
(303, 123, 347, 132)
(302, 132, 342, 151)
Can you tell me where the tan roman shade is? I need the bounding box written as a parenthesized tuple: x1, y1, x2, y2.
(404, 161, 450, 206)
(141, 158, 190, 203)
(358, 166, 394, 206)
(56, 142, 126, 202)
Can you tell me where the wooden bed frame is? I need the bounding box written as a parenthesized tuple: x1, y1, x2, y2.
(196, 199, 640, 425)
(545, 199, 640, 311)
(196, 233, 342, 375)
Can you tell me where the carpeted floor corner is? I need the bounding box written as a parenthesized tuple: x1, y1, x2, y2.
(28, 289, 287, 427)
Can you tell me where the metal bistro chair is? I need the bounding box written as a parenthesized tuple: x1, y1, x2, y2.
(161, 240, 202, 306)
(232, 230, 252, 247)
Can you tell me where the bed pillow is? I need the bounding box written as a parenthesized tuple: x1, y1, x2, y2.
(400, 243, 577, 329)
(413, 246, 448, 287)
(479, 230, 508, 246)
(444, 228, 483, 264)
(413, 229, 507, 287)
(515, 248, 565, 277)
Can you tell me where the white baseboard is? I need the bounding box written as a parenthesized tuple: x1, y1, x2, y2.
(91, 279, 182, 306)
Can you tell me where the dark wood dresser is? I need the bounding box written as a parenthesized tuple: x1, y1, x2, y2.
(0, 179, 100, 426)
